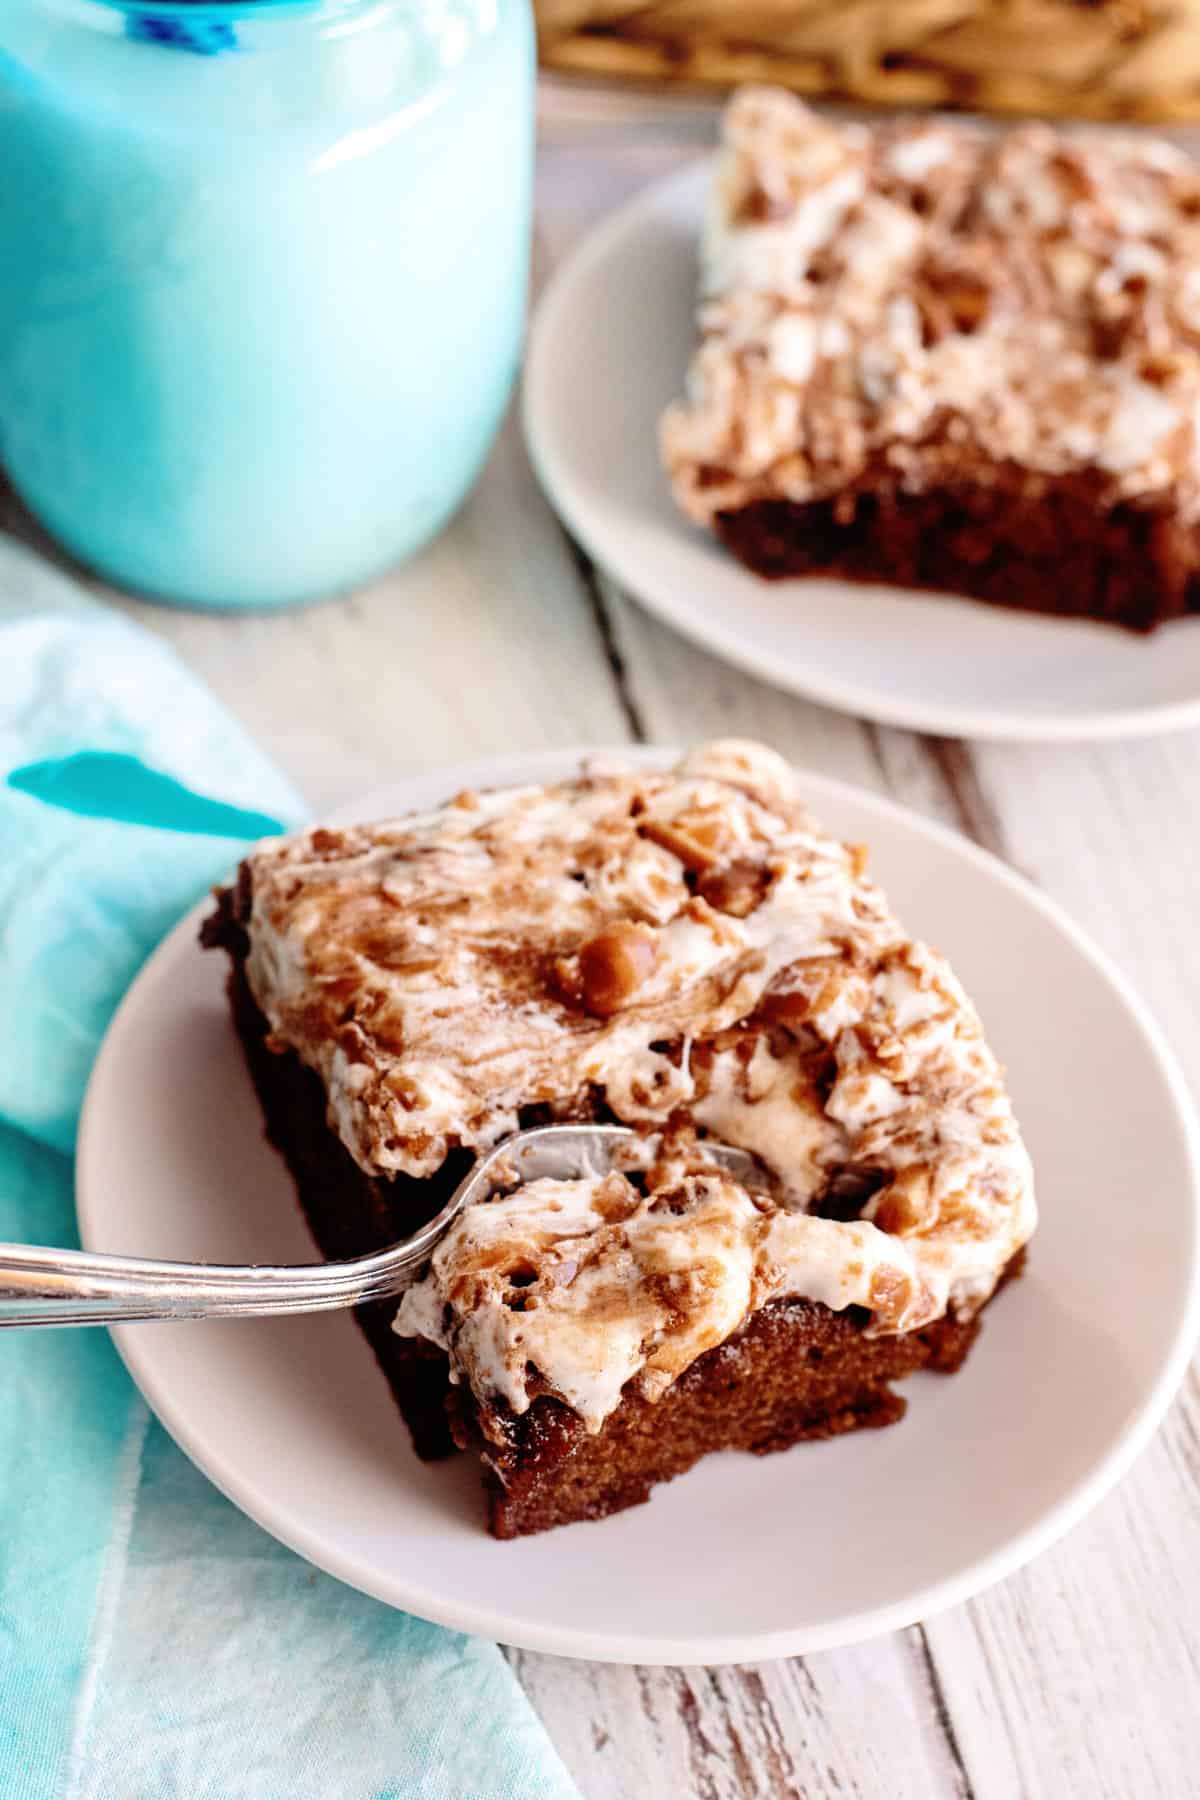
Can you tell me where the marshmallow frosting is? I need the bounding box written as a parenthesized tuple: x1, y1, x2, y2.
(239, 740, 1036, 1434)
(395, 1149, 950, 1435)
(662, 88, 1200, 527)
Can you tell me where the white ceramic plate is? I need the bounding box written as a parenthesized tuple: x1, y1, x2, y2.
(524, 161, 1200, 743)
(77, 749, 1200, 1665)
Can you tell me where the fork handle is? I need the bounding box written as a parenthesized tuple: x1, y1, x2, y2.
(6, 1123, 710, 1326)
(0, 1239, 433, 1328)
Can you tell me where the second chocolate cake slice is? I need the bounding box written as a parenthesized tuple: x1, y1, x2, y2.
(661, 88, 1200, 632)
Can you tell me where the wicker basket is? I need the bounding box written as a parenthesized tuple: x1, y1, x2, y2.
(535, 1, 1200, 122)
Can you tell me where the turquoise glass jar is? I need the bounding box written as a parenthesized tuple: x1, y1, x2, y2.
(0, 0, 534, 608)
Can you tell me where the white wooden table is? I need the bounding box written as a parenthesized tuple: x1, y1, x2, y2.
(8, 83, 1198, 1800)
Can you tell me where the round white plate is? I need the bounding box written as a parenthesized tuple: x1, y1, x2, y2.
(77, 749, 1200, 1665)
(524, 160, 1200, 743)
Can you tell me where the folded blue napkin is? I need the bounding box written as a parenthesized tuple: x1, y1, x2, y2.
(0, 537, 578, 1800)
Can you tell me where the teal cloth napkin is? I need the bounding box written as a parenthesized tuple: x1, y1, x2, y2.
(0, 538, 578, 1800)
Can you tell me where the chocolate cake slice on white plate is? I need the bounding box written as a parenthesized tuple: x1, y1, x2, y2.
(661, 87, 1200, 631)
(203, 740, 1035, 1537)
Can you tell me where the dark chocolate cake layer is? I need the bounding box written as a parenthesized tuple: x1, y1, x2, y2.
(716, 486, 1200, 633)
(445, 1275, 1019, 1539)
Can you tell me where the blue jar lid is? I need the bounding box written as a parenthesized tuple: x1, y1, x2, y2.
(111, 0, 339, 55)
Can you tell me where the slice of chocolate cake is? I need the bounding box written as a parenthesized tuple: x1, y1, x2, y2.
(661, 88, 1200, 632)
(202, 740, 1036, 1536)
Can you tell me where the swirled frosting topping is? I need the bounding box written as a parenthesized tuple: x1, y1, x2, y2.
(238, 739, 1035, 1431)
(662, 88, 1200, 527)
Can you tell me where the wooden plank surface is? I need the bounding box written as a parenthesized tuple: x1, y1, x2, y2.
(6, 85, 1195, 1800)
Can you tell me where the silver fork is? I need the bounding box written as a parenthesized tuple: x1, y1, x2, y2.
(0, 1124, 761, 1328)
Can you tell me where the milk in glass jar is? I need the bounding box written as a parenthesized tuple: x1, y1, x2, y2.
(0, 0, 534, 607)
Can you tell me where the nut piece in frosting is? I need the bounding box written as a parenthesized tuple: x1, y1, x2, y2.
(575, 920, 660, 1016)
(695, 857, 772, 918)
